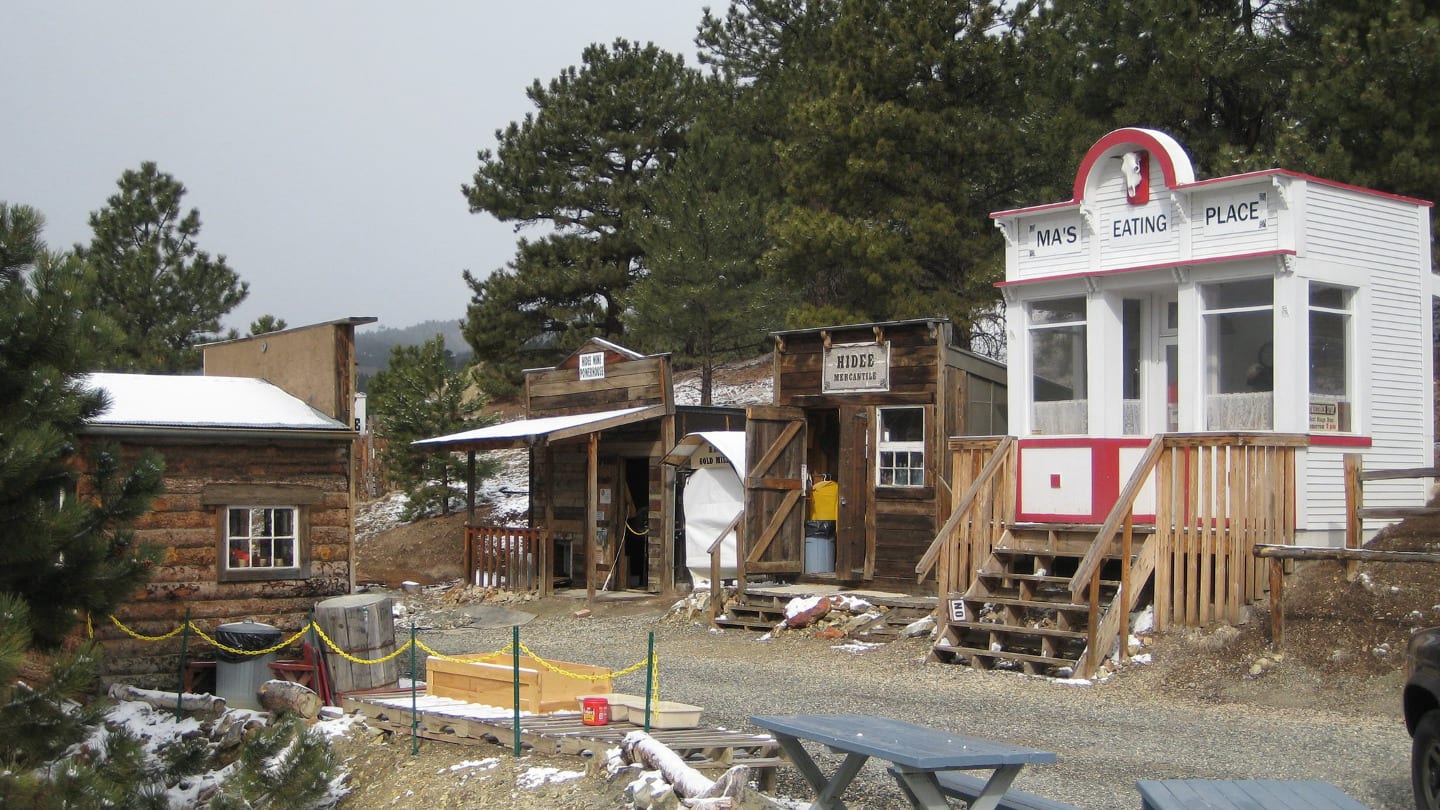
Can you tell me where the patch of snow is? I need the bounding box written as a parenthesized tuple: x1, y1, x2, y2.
(516, 766, 585, 789)
(1052, 677, 1094, 687)
(831, 641, 883, 654)
(444, 758, 500, 773)
(1131, 605, 1155, 634)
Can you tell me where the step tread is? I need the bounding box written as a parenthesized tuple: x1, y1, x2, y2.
(963, 595, 1094, 612)
(944, 620, 1087, 639)
(976, 571, 1120, 587)
(933, 642, 1079, 668)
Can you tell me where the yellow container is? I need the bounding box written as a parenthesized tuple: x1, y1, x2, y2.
(809, 479, 839, 521)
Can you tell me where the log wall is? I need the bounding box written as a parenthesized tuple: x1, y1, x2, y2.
(85, 436, 353, 687)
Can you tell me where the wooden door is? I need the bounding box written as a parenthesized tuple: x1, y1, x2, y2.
(836, 405, 871, 578)
(742, 406, 807, 576)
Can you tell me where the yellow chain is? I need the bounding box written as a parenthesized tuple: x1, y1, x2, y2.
(105, 615, 659, 692)
(516, 641, 649, 681)
(412, 638, 514, 664)
(187, 622, 314, 656)
(109, 615, 188, 642)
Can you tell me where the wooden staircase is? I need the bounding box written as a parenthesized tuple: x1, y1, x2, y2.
(932, 526, 1148, 676)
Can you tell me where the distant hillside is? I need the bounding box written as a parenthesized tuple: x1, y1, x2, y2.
(356, 320, 471, 387)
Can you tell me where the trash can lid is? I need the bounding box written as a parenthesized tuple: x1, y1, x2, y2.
(216, 621, 281, 635)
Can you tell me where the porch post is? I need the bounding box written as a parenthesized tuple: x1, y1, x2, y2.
(465, 450, 476, 585)
(587, 432, 598, 609)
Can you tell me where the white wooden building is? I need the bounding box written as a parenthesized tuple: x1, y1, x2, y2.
(992, 127, 1434, 545)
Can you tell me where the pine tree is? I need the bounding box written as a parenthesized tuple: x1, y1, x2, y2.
(0, 202, 163, 650)
(368, 336, 497, 519)
(73, 162, 248, 372)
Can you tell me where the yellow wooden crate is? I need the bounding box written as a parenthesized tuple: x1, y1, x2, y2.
(426, 653, 612, 714)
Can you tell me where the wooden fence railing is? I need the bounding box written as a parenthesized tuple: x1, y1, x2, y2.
(1072, 433, 1305, 632)
(466, 525, 542, 594)
(915, 436, 1014, 598)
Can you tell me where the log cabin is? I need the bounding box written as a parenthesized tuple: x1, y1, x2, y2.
(81, 372, 357, 685)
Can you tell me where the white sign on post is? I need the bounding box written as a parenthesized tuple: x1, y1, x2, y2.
(579, 351, 606, 380)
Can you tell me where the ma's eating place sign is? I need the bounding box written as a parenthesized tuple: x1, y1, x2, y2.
(822, 341, 890, 393)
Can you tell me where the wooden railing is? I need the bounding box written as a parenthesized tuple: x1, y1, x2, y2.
(1069, 433, 1305, 632)
(915, 436, 1015, 597)
(466, 525, 542, 593)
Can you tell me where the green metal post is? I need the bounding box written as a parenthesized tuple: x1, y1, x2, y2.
(175, 607, 191, 720)
(512, 625, 521, 756)
(410, 622, 418, 755)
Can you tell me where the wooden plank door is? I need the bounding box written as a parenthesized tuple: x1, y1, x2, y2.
(836, 406, 870, 579)
(742, 406, 807, 576)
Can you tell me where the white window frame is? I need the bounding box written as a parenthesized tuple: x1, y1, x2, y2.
(876, 406, 925, 488)
(224, 505, 301, 574)
(1201, 279, 1274, 430)
(1028, 297, 1089, 435)
(1307, 282, 1354, 433)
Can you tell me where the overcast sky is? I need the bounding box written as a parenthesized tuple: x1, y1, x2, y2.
(1, 1, 713, 334)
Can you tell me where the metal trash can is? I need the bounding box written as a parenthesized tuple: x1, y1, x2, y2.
(215, 621, 281, 711)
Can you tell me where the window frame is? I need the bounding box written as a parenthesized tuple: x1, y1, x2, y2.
(216, 503, 310, 583)
(875, 406, 926, 488)
(1307, 281, 1355, 433)
(1027, 296, 1089, 435)
(1200, 278, 1275, 430)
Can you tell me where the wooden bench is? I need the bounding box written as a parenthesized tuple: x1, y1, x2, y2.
(889, 767, 1084, 810)
(1136, 778, 1367, 809)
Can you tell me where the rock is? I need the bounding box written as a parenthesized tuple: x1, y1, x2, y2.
(783, 597, 832, 629)
(814, 626, 845, 641)
(574, 609, 593, 619)
(903, 615, 936, 638)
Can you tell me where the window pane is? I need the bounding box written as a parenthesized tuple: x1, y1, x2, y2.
(1309, 284, 1351, 432)
(1205, 278, 1272, 310)
(273, 508, 294, 537)
(1310, 284, 1346, 310)
(1205, 285, 1273, 430)
(880, 408, 923, 442)
(229, 508, 249, 537)
(1032, 325, 1087, 401)
(1031, 298, 1086, 325)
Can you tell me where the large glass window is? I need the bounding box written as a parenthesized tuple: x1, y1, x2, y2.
(226, 506, 299, 571)
(1122, 299, 1143, 434)
(1030, 298, 1088, 434)
(1203, 279, 1273, 430)
(1309, 283, 1352, 432)
(877, 407, 925, 487)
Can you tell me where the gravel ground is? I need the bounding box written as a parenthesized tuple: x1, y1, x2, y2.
(382, 592, 1412, 810)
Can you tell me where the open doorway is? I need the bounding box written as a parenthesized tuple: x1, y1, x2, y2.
(617, 458, 650, 590)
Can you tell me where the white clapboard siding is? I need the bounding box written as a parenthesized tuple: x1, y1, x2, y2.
(1305, 183, 1432, 520)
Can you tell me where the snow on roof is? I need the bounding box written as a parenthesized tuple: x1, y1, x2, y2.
(82, 373, 348, 431)
(413, 405, 663, 448)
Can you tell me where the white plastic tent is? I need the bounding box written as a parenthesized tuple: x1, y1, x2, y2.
(662, 431, 746, 586)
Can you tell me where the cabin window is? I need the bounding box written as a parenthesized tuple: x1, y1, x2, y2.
(224, 506, 301, 574)
(877, 407, 925, 487)
(1308, 283, 1352, 432)
(1202, 279, 1274, 430)
(1029, 297, 1088, 434)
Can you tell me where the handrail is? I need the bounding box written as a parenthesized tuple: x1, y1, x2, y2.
(915, 436, 1015, 582)
(1068, 434, 1165, 600)
(709, 511, 743, 627)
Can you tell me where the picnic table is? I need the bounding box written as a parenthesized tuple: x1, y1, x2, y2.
(750, 712, 1057, 810)
(1136, 778, 1369, 810)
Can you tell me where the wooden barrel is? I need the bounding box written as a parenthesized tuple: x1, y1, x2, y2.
(315, 594, 399, 694)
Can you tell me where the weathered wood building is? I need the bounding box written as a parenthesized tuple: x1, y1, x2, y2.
(739, 319, 1007, 591)
(82, 373, 357, 684)
(417, 339, 742, 598)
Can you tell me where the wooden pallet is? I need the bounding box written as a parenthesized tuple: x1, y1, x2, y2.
(342, 691, 784, 788)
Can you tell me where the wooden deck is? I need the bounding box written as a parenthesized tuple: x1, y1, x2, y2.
(342, 691, 784, 786)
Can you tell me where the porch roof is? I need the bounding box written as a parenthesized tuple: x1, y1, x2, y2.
(413, 404, 667, 451)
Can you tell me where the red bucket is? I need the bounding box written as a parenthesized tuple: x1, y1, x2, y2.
(582, 697, 609, 726)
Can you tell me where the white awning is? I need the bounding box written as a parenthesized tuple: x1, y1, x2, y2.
(413, 405, 667, 450)
(661, 431, 747, 477)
